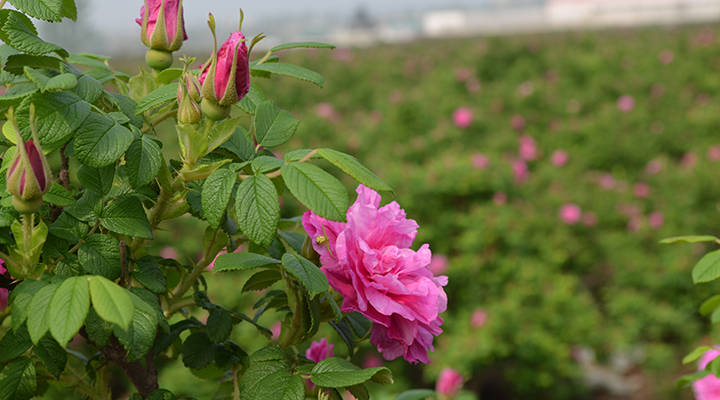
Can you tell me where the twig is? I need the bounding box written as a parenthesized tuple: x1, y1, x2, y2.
(119, 241, 127, 288)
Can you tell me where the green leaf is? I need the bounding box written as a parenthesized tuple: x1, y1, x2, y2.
(250, 63, 324, 88)
(72, 74, 103, 103)
(155, 68, 182, 84)
(252, 156, 284, 174)
(208, 116, 243, 153)
(129, 287, 168, 334)
(236, 84, 267, 115)
(202, 168, 237, 229)
(329, 320, 354, 355)
(43, 182, 76, 206)
(219, 124, 255, 161)
(242, 269, 282, 293)
(182, 331, 221, 370)
(8, 0, 64, 22)
(133, 256, 167, 294)
(48, 212, 86, 243)
(660, 235, 720, 244)
(78, 234, 122, 280)
(85, 308, 112, 348)
(212, 252, 281, 273)
(395, 389, 438, 400)
(74, 112, 134, 168)
(281, 162, 349, 222)
(0, 206, 18, 227)
(311, 357, 393, 388)
(317, 148, 393, 193)
(701, 295, 720, 316)
(26, 283, 58, 344)
(270, 42, 336, 52)
(100, 195, 153, 239)
(4, 54, 61, 75)
(683, 346, 713, 364)
(237, 175, 280, 247)
(0, 10, 36, 45)
(68, 54, 109, 70)
(15, 90, 91, 152)
(207, 308, 233, 343)
(77, 164, 115, 197)
(65, 190, 101, 223)
(345, 313, 372, 339)
(278, 231, 304, 254)
(677, 370, 710, 388)
(61, 0, 77, 21)
(34, 336, 67, 379)
(9, 280, 47, 332)
(126, 135, 164, 188)
(283, 149, 321, 163)
(254, 100, 300, 148)
(113, 292, 158, 361)
(108, 92, 143, 128)
(146, 389, 177, 400)
(323, 292, 343, 322)
(239, 349, 302, 400)
(48, 276, 90, 347)
(282, 254, 329, 298)
(2, 11, 67, 57)
(135, 82, 179, 115)
(348, 384, 369, 400)
(693, 249, 720, 283)
(24, 67, 77, 93)
(0, 325, 32, 363)
(89, 275, 134, 330)
(0, 357, 36, 400)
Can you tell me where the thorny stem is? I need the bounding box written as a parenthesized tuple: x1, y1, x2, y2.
(169, 228, 219, 307)
(141, 109, 178, 134)
(119, 241, 127, 288)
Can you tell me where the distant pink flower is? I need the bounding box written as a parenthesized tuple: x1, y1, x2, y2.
(471, 154, 490, 169)
(389, 90, 403, 104)
(617, 95, 636, 112)
(429, 254, 449, 275)
(627, 215, 643, 232)
(436, 368, 464, 398)
(648, 211, 664, 230)
(493, 192, 507, 205)
(160, 246, 179, 260)
(633, 183, 650, 199)
(682, 152, 697, 168)
(316, 102, 339, 122)
(651, 83, 665, 97)
(306, 338, 334, 363)
(453, 107, 473, 129)
(455, 68, 471, 82)
(512, 159, 529, 183)
(466, 78, 481, 93)
(551, 150, 568, 167)
(598, 174, 616, 190)
(693, 348, 720, 400)
(303, 185, 448, 364)
(471, 308, 487, 328)
(511, 114, 526, 131)
(646, 159, 662, 174)
(659, 49, 674, 64)
(0, 261, 6, 312)
(546, 69, 558, 83)
(517, 81, 535, 97)
(363, 354, 383, 369)
(559, 203, 582, 225)
(708, 146, 720, 162)
(582, 212, 597, 227)
(332, 48, 354, 63)
(518, 135, 537, 161)
(271, 322, 282, 341)
(617, 202, 642, 217)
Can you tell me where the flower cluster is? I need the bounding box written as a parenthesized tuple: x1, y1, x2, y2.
(303, 185, 448, 363)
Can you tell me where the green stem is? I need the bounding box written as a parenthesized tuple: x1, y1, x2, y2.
(164, 297, 195, 316)
(278, 272, 304, 349)
(141, 110, 178, 134)
(21, 213, 33, 266)
(202, 119, 216, 137)
(168, 228, 218, 308)
(129, 176, 185, 253)
(233, 366, 241, 400)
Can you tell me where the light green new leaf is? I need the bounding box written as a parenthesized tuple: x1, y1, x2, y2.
(155, 68, 182, 84)
(125, 135, 163, 188)
(0, 357, 36, 400)
(9, 280, 47, 332)
(26, 283, 58, 344)
(202, 168, 237, 229)
(23, 67, 77, 93)
(701, 295, 720, 316)
(100, 195, 153, 239)
(89, 276, 134, 330)
(693, 249, 720, 283)
(213, 252, 281, 273)
(236, 84, 267, 115)
(269, 42, 336, 52)
(237, 175, 280, 247)
(48, 276, 90, 347)
(281, 162, 348, 222)
(208, 116, 243, 153)
(135, 82, 179, 115)
(250, 63, 324, 88)
(660, 235, 720, 244)
(317, 148, 393, 193)
(281, 254, 329, 298)
(43, 182, 76, 206)
(683, 346, 713, 364)
(255, 100, 299, 148)
(74, 112, 134, 168)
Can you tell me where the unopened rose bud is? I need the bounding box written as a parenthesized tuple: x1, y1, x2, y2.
(177, 76, 202, 125)
(136, 0, 187, 52)
(436, 368, 464, 399)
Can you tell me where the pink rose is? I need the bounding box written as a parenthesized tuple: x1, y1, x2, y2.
(648, 211, 664, 230)
(452, 107, 473, 129)
(0, 261, 7, 312)
(627, 215, 642, 232)
(633, 183, 650, 199)
(682, 152, 697, 169)
(306, 338, 334, 363)
(199, 31, 250, 106)
(646, 159, 662, 174)
(436, 368, 464, 398)
(455, 68, 471, 83)
(136, 0, 187, 51)
(471, 153, 490, 169)
(582, 212, 598, 227)
(559, 203, 581, 225)
(511, 114, 526, 131)
(598, 173, 615, 190)
(708, 146, 720, 162)
(493, 192, 507, 205)
(551, 149, 568, 167)
(428, 254, 449, 275)
(512, 159, 528, 184)
(518, 135, 537, 161)
(470, 308, 487, 328)
(693, 348, 720, 400)
(303, 186, 448, 364)
(659, 49, 674, 64)
(617, 95, 636, 112)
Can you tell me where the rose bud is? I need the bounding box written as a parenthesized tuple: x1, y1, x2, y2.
(6, 106, 52, 214)
(136, 0, 187, 70)
(436, 368, 464, 399)
(199, 13, 250, 120)
(177, 76, 202, 125)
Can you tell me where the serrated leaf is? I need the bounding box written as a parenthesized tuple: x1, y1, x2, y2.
(47, 212, 85, 243)
(24, 67, 77, 92)
(348, 384, 369, 400)
(77, 164, 115, 197)
(278, 231, 304, 254)
(34, 336, 67, 379)
(236, 84, 267, 115)
(78, 234, 122, 280)
(208, 116, 243, 153)
(237, 175, 280, 247)
(133, 256, 167, 294)
(135, 82, 179, 115)
(270, 42, 336, 52)
(317, 148, 393, 193)
(126, 135, 164, 188)
(0, 206, 18, 227)
(15, 90, 91, 152)
(8, 0, 64, 22)
(329, 320, 354, 355)
(255, 100, 299, 148)
(281, 162, 349, 222)
(48, 276, 90, 347)
(65, 190, 101, 223)
(182, 331, 221, 370)
(0, 357, 36, 400)
(219, 124, 255, 161)
(2, 11, 67, 57)
(113, 292, 158, 361)
(683, 346, 713, 364)
(108, 92, 143, 128)
(324, 292, 343, 323)
(345, 313, 372, 339)
(212, 252, 281, 273)
(74, 112, 133, 168)
(252, 156, 284, 174)
(4, 54, 61, 75)
(85, 308, 112, 348)
(9, 280, 47, 332)
(26, 284, 58, 344)
(89, 275, 134, 330)
(155, 68, 182, 84)
(0, 325, 32, 363)
(202, 168, 237, 229)
(61, 0, 77, 21)
(207, 308, 233, 343)
(310, 357, 393, 387)
(100, 195, 153, 239)
(242, 269, 282, 293)
(693, 249, 720, 283)
(68, 53, 109, 70)
(239, 351, 302, 400)
(281, 254, 329, 298)
(72, 74, 103, 103)
(660, 235, 720, 244)
(43, 182, 76, 206)
(250, 63, 324, 88)
(0, 10, 36, 45)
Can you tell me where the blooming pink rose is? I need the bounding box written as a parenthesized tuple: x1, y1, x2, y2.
(648, 211, 664, 230)
(512, 159, 528, 184)
(682, 152, 697, 169)
(199, 31, 250, 106)
(518, 135, 537, 161)
(627, 215, 642, 232)
(136, 0, 187, 51)
(598, 173, 615, 190)
(428, 254, 449, 275)
(582, 212, 597, 227)
(633, 183, 650, 199)
(452, 107, 473, 129)
(470, 308, 487, 328)
(511, 114, 525, 131)
(559, 203, 581, 225)
(646, 159, 662, 174)
(493, 192, 507, 205)
(471, 153, 490, 169)
(708, 146, 720, 162)
(436, 368, 464, 398)
(693, 348, 720, 400)
(617, 95, 636, 112)
(303, 186, 448, 364)
(306, 338, 334, 363)
(551, 149, 568, 167)
(0, 261, 7, 312)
